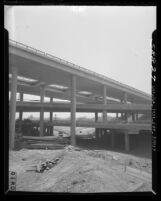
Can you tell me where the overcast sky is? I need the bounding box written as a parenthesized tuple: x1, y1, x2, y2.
(5, 6, 156, 94)
(5, 6, 156, 119)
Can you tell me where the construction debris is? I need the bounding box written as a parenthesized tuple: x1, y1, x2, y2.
(10, 149, 151, 192)
(21, 136, 70, 150)
(26, 155, 64, 173)
(24, 143, 65, 150)
(64, 145, 81, 152)
(127, 182, 145, 192)
(125, 166, 151, 182)
(111, 156, 118, 161)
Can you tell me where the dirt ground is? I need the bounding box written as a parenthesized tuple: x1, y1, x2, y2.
(9, 146, 152, 193)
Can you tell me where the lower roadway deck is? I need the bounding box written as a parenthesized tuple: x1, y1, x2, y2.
(18, 120, 151, 134)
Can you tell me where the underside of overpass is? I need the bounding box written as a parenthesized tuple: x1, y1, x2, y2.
(9, 39, 152, 152)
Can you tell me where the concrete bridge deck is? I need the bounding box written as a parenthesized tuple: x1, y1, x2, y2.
(14, 101, 151, 113)
(9, 40, 152, 152)
(19, 120, 151, 131)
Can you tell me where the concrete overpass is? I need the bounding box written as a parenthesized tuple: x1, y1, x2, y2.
(9, 39, 151, 151)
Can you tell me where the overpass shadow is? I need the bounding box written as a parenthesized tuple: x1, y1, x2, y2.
(76, 133, 152, 159)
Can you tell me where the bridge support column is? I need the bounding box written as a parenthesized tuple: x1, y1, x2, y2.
(124, 92, 128, 122)
(103, 85, 107, 123)
(50, 97, 53, 122)
(71, 75, 76, 146)
(47, 127, 51, 136)
(131, 100, 135, 122)
(40, 87, 45, 136)
(19, 93, 23, 135)
(95, 112, 98, 122)
(19, 92, 23, 122)
(9, 66, 18, 150)
(121, 113, 124, 119)
(51, 127, 53, 136)
(50, 97, 53, 135)
(120, 99, 124, 119)
(101, 128, 104, 138)
(95, 112, 99, 139)
(49, 127, 53, 136)
(116, 113, 119, 119)
(124, 93, 130, 152)
(125, 132, 130, 152)
(132, 113, 135, 122)
(98, 128, 102, 139)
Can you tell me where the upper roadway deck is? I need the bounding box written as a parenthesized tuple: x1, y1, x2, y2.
(9, 40, 151, 104)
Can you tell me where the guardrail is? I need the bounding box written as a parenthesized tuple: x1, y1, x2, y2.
(9, 39, 151, 98)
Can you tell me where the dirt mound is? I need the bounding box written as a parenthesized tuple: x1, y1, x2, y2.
(9, 148, 152, 192)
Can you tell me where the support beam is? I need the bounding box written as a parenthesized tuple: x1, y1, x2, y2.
(31, 81, 46, 87)
(103, 85, 107, 122)
(125, 132, 130, 152)
(9, 66, 18, 150)
(71, 75, 76, 146)
(40, 87, 45, 136)
(15, 101, 151, 113)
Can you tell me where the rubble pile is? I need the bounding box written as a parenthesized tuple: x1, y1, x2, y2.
(27, 155, 64, 173)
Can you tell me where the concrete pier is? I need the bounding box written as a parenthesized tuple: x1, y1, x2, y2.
(9, 66, 18, 149)
(40, 87, 45, 136)
(71, 75, 76, 146)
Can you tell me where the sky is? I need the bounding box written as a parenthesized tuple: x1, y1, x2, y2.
(5, 6, 156, 119)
